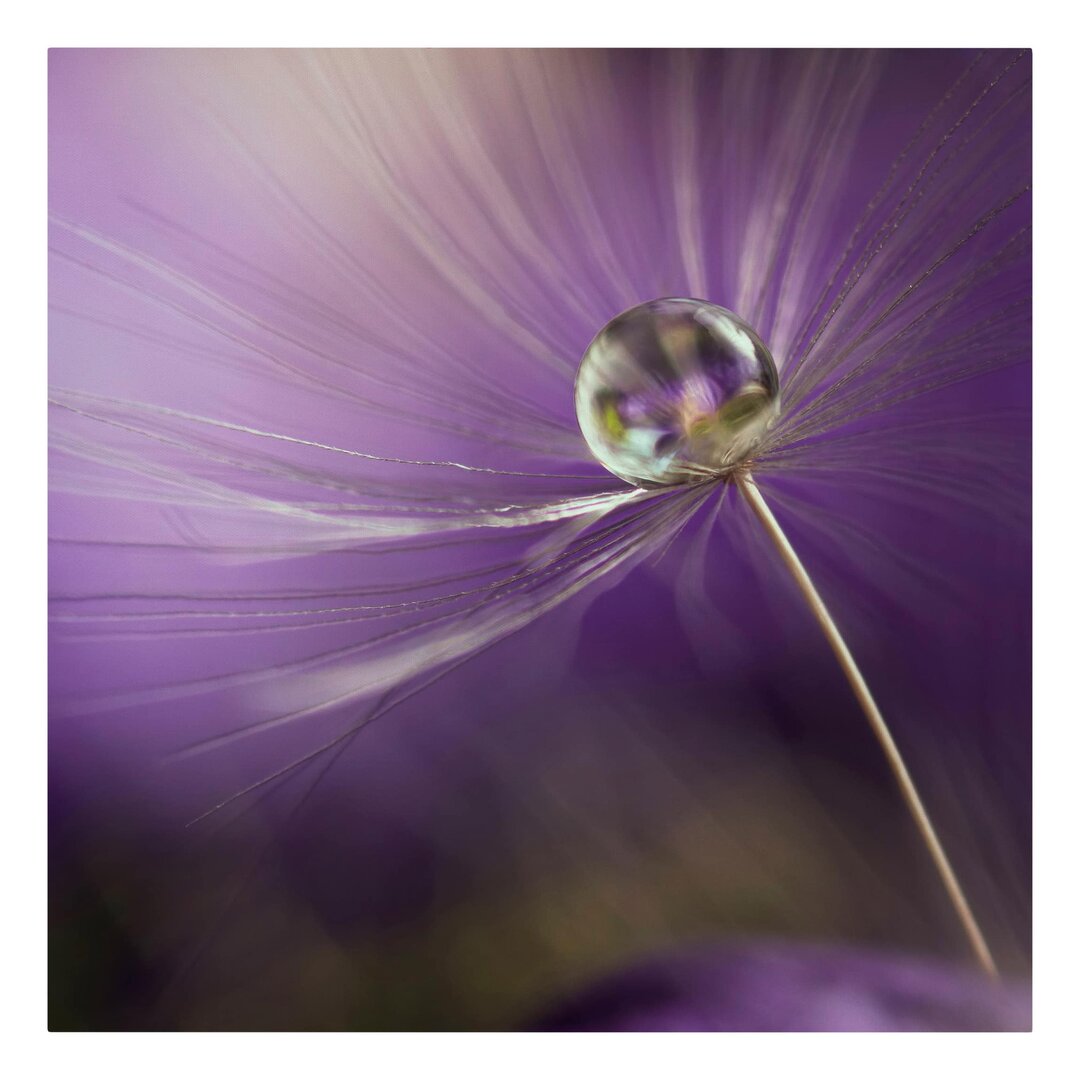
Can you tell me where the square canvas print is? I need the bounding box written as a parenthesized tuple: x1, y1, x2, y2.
(48, 48, 1031, 1032)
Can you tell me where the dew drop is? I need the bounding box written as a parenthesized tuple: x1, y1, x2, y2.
(575, 298, 780, 487)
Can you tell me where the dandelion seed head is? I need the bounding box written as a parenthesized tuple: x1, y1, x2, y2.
(575, 298, 780, 487)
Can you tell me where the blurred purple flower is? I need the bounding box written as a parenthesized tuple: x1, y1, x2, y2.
(48, 49, 1031, 1029)
(531, 941, 1032, 1032)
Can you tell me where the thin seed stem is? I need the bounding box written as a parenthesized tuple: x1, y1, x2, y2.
(735, 470, 999, 978)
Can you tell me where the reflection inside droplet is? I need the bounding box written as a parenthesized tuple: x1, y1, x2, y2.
(575, 298, 780, 487)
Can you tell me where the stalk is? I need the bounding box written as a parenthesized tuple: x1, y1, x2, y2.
(735, 471, 998, 978)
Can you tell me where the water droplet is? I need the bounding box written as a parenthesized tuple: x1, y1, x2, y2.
(575, 298, 780, 487)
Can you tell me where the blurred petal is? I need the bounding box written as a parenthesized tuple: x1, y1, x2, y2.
(532, 942, 1032, 1032)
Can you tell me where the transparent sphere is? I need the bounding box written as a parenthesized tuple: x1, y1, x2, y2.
(575, 298, 781, 487)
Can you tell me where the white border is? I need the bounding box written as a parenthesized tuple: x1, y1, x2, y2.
(10, 2, 1075, 1074)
